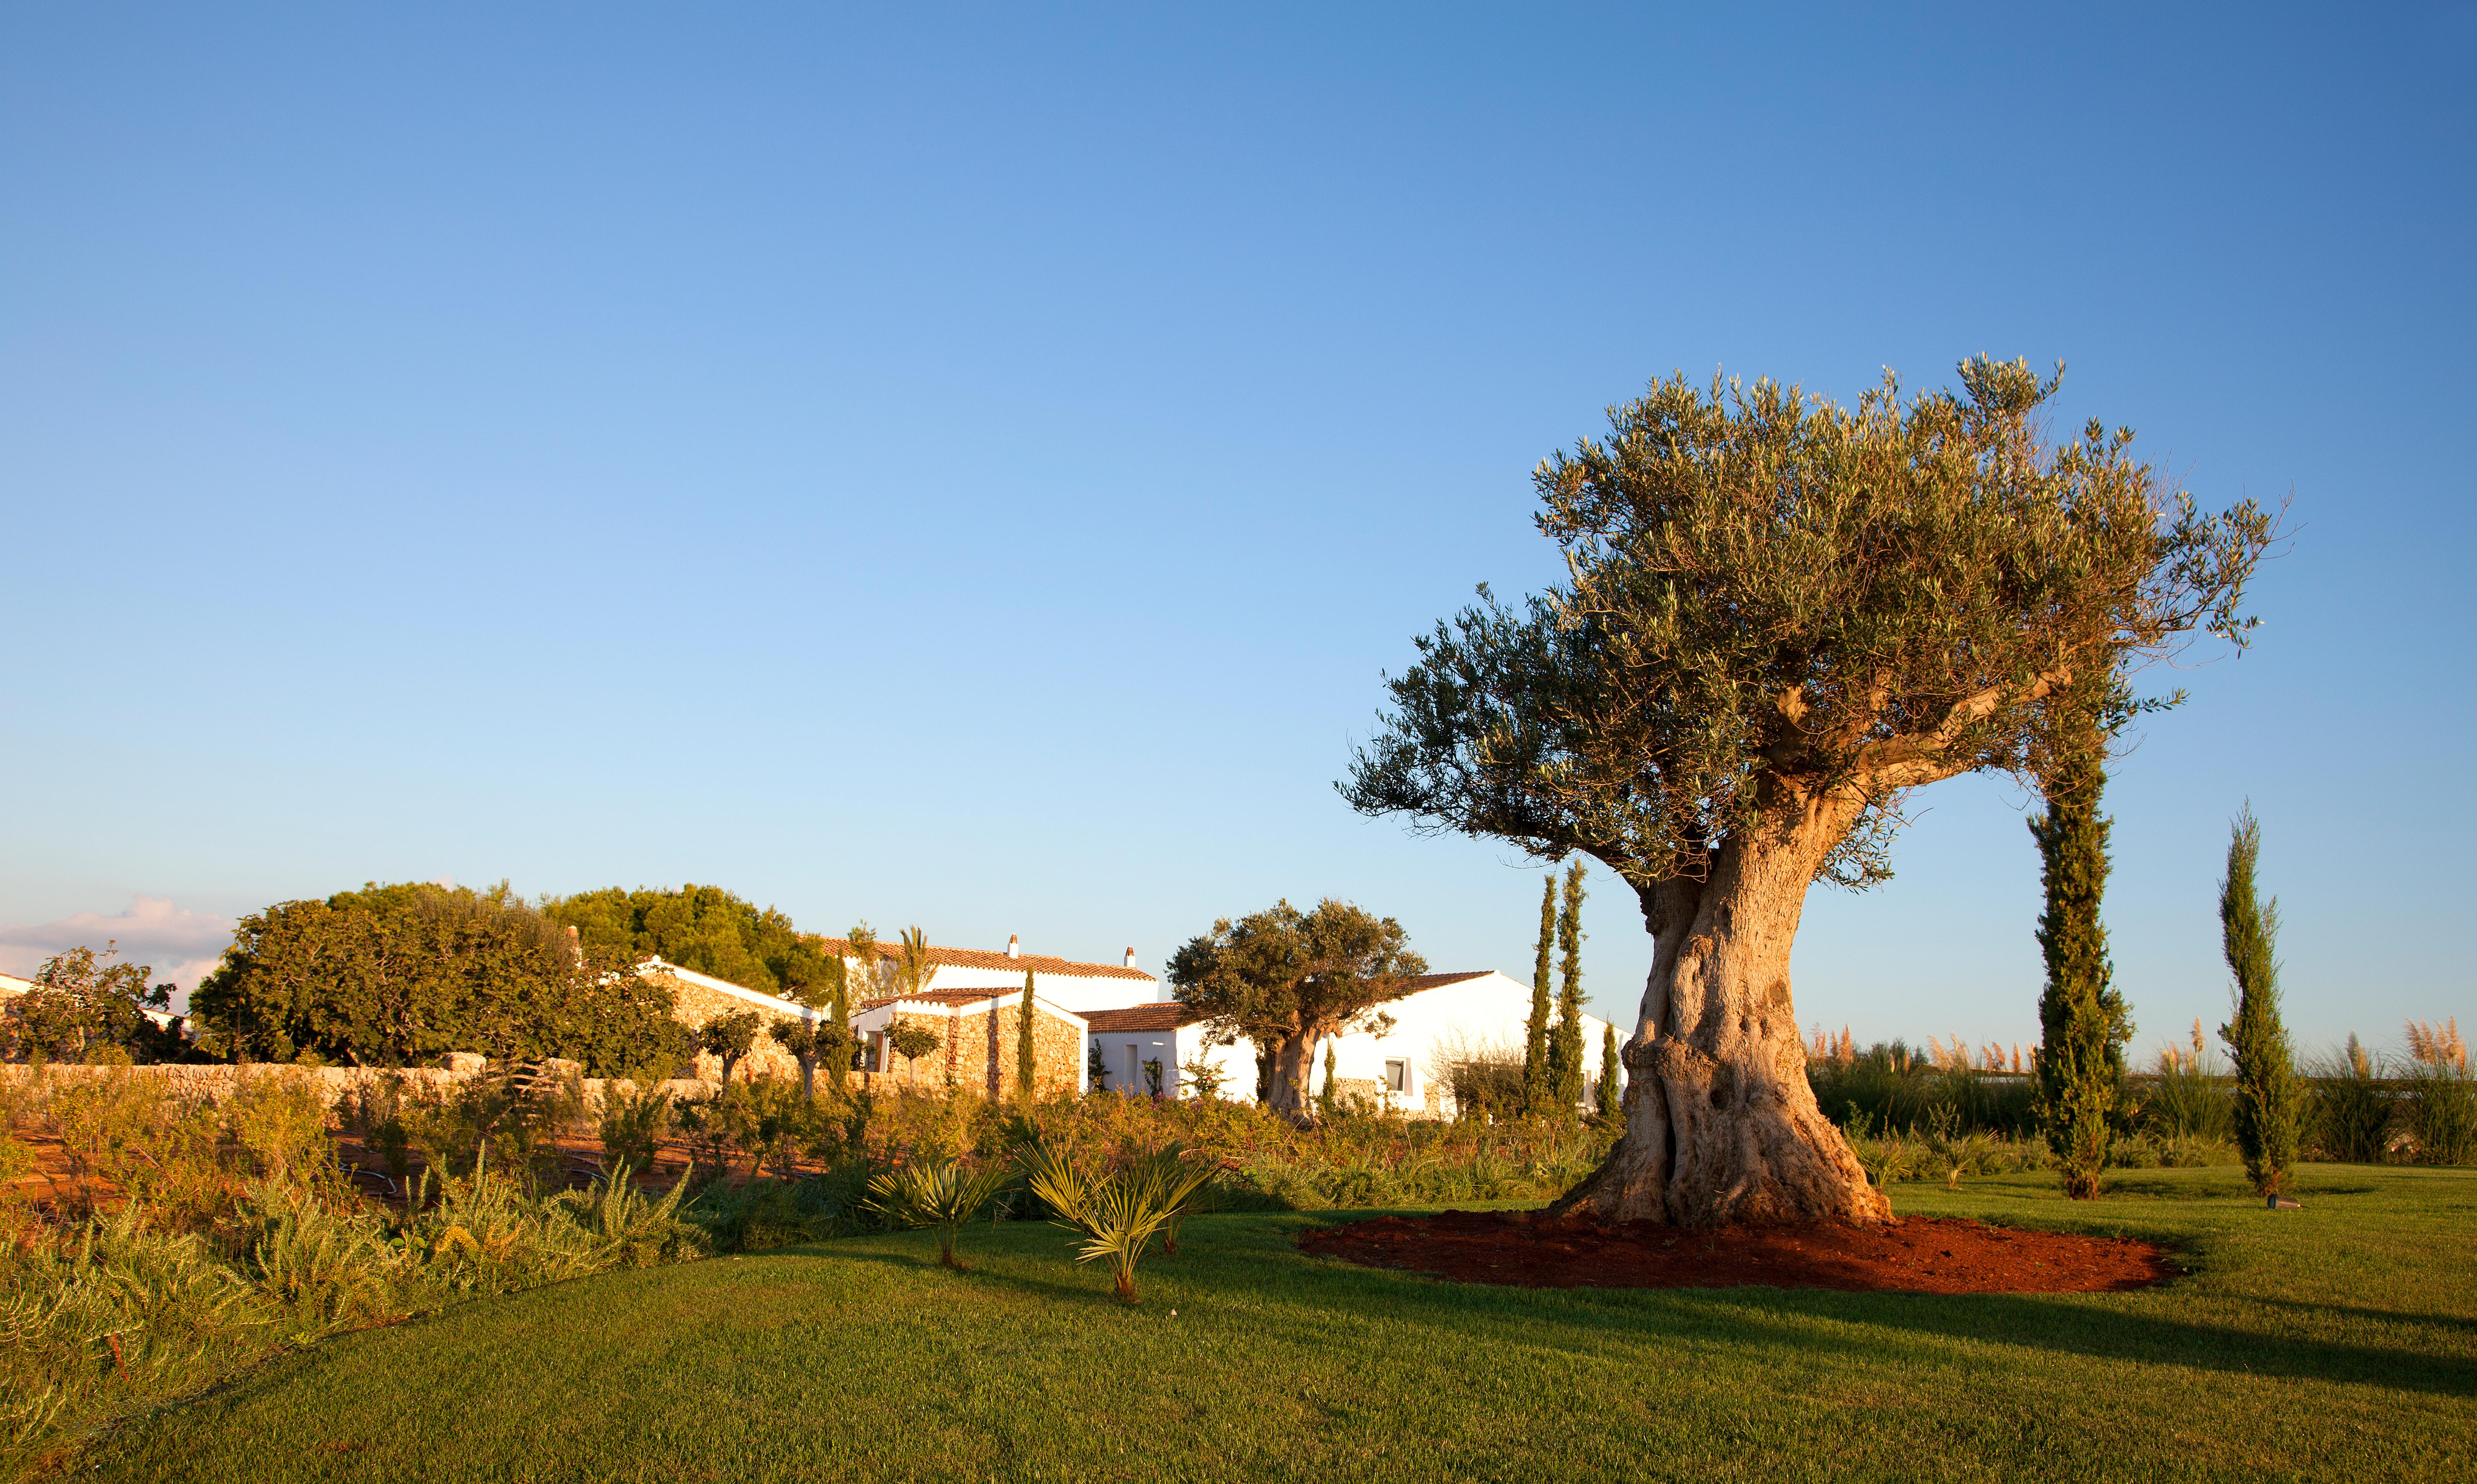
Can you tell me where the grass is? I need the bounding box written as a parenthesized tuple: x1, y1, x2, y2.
(81, 1165, 2477, 1483)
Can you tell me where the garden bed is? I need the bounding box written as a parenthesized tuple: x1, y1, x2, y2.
(1300, 1208, 2177, 1292)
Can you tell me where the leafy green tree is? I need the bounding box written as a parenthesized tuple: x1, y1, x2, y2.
(1523, 877, 1555, 1115)
(1597, 1022, 1624, 1123)
(1552, 861, 1588, 1112)
(1016, 969, 1038, 1107)
(700, 1010, 764, 1087)
(545, 884, 808, 995)
(887, 1023, 942, 1078)
(1344, 359, 2270, 1226)
(892, 926, 939, 998)
(2031, 680, 2133, 1199)
(2219, 806, 2299, 1196)
(193, 882, 689, 1076)
(1317, 1042, 1340, 1120)
(1168, 898, 1427, 1124)
(8, 943, 179, 1063)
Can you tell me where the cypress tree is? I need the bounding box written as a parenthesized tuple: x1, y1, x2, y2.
(2031, 681, 2133, 1200)
(1552, 861, 1588, 1112)
(1317, 1041, 1340, 1122)
(1016, 968, 1038, 1108)
(1523, 875, 1555, 1115)
(2219, 806, 2299, 1196)
(1596, 1022, 1623, 1123)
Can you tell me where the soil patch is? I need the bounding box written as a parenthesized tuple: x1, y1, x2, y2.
(1299, 1209, 2176, 1293)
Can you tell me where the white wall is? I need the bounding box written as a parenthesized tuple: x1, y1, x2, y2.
(1087, 1022, 1260, 1101)
(895, 962, 1169, 1012)
(1305, 971, 1626, 1117)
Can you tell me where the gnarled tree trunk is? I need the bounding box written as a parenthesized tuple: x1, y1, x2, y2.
(1265, 1033, 1317, 1123)
(1555, 793, 1887, 1228)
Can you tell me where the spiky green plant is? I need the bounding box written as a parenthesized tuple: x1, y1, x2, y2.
(1020, 1144, 1214, 1303)
(861, 1158, 1014, 1270)
(2219, 806, 2299, 1195)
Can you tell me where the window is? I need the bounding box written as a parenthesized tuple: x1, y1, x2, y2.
(1384, 1059, 1408, 1094)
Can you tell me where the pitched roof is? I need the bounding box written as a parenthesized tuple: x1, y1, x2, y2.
(860, 988, 1011, 1010)
(1078, 1003, 1200, 1033)
(810, 936, 1155, 982)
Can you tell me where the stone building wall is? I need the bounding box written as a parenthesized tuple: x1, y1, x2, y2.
(868, 1003, 1083, 1099)
(656, 971, 806, 1084)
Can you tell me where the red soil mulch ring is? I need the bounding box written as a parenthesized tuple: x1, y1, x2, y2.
(1300, 1209, 2177, 1293)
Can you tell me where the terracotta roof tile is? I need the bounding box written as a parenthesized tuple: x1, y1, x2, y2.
(1078, 1004, 1199, 1033)
(859, 989, 1008, 1010)
(810, 937, 1155, 982)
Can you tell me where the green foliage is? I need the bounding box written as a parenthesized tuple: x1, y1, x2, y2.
(1316, 1043, 1338, 1122)
(1596, 1023, 1622, 1123)
(543, 883, 809, 998)
(862, 1158, 1015, 1270)
(1550, 862, 1586, 1113)
(2031, 688, 2132, 1200)
(2306, 1035, 2394, 1163)
(2401, 1020, 2475, 1166)
(1016, 971, 1037, 1107)
(1167, 899, 1426, 1123)
(193, 882, 691, 1076)
(2218, 807, 2299, 1195)
(1809, 1045, 2041, 1141)
(1019, 1143, 1213, 1302)
(5, 944, 181, 1064)
(886, 1023, 941, 1069)
(1343, 358, 2272, 897)
(699, 1011, 763, 1087)
(1523, 876, 1554, 1115)
(596, 1085, 673, 1178)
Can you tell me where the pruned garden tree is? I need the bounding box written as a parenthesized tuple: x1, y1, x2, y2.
(1597, 1023, 1623, 1123)
(1344, 359, 2271, 1226)
(1168, 898, 1427, 1125)
(1016, 969, 1038, 1108)
(700, 1010, 763, 1087)
(2219, 805, 2299, 1196)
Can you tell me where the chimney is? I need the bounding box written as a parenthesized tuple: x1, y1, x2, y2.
(1123, 946, 1136, 967)
(1006, 934, 1020, 959)
(566, 923, 580, 965)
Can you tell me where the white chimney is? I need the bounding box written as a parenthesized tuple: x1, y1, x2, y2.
(1123, 946, 1136, 967)
(1006, 934, 1020, 959)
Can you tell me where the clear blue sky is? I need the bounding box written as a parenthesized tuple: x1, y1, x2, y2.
(4, 6, 2470, 1062)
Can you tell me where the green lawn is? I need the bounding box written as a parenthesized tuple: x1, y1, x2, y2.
(90, 1165, 2477, 1483)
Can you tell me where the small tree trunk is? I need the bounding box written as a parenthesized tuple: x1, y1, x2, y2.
(1554, 795, 1887, 1228)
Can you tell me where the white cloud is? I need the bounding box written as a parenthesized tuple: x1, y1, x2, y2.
(0, 896, 237, 1008)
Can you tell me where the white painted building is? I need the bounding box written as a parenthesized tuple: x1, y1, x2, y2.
(813, 933, 1167, 1010)
(1075, 969, 1625, 1116)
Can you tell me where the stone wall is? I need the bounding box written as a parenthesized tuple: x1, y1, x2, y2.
(0, 1061, 713, 1115)
(657, 971, 807, 1084)
(871, 1003, 1083, 1099)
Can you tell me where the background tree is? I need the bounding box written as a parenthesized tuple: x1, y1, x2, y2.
(1317, 1042, 1339, 1120)
(2219, 806, 2299, 1196)
(700, 1010, 763, 1086)
(1552, 861, 1588, 1111)
(8, 943, 179, 1063)
(546, 884, 809, 995)
(893, 926, 940, 999)
(2031, 678, 2133, 1198)
(1523, 877, 1555, 1114)
(1016, 969, 1038, 1106)
(1597, 1023, 1623, 1123)
(1168, 898, 1427, 1124)
(193, 882, 689, 1076)
(1344, 359, 2270, 1226)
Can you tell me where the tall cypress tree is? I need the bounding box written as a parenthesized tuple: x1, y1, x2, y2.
(1017, 968, 1038, 1108)
(2031, 681, 2133, 1200)
(1523, 875, 1555, 1115)
(1596, 1021, 1623, 1123)
(2220, 807, 2298, 1196)
(1552, 861, 1588, 1112)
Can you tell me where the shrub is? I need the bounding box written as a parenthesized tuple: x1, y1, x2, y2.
(1020, 1143, 1212, 1303)
(862, 1158, 1015, 1270)
(2401, 1019, 2475, 1166)
(2305, 1035, 2393, 1164)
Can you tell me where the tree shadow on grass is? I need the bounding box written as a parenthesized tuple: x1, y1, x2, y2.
(1271, 1255, 2477, 1399)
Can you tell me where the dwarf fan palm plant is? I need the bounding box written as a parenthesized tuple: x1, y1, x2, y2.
(1020, 1144, 1214, 1302)
(862, 1159, 1013, 1270)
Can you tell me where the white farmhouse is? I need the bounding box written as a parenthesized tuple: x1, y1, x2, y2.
(1077, 969, 1625, 1117)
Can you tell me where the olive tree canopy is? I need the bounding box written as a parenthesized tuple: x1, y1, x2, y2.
(1344, 359, 2270, 1225)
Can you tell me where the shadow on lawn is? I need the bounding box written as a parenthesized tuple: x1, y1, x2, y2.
(1279, 1245, 2477, 1400)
